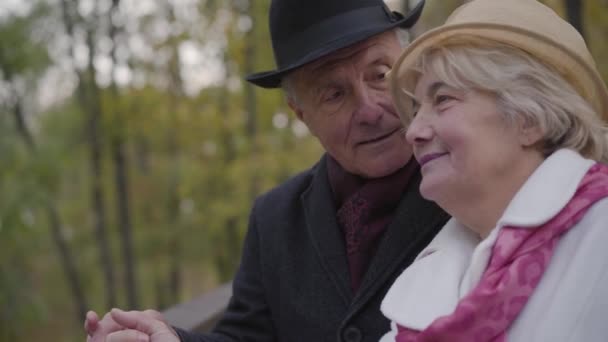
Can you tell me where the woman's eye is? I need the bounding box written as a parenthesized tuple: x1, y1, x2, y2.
(434, 94, 453, 105)
(411, 103, 420, 117)
(412, 105, 420, 117)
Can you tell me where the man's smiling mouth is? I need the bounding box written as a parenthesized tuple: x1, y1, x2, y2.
(359, 128, 400, 145)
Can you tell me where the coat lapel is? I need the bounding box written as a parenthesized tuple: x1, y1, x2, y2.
(353, 171, 449, 307)
(301, 156, 354, 304)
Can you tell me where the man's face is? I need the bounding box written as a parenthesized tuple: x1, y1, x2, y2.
(288, 31, 412, 178)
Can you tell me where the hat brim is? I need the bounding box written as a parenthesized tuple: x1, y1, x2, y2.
(246, 0, 425, 89)
(390, 23, 608, 122)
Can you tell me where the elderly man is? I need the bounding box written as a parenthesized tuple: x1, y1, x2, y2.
(85, 0, 448, 341)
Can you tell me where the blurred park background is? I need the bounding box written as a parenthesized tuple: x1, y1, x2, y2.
(0, 0, 606, 340)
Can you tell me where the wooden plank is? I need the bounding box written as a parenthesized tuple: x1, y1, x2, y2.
(163, 282, 232, 332)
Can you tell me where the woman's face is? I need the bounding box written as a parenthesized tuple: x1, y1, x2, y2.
(405, 71, 536, 206)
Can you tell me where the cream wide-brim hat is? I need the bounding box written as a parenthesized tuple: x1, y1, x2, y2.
(390, 0, 608, 122)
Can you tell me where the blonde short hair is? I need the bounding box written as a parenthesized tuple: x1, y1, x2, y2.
(397, 38, 608, 162)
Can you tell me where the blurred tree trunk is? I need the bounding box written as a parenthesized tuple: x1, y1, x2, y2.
(166, 121, 181, 305)
(166, 4, 183, 304)
(166, 98, 181, 305)
(85, 22, 118, 310)
(60, 0, 117, 309)
(46, 203, 88, 321)
(107, 0, 139, 309)
(155, 273, 167, 310)
(10, 93, 34, 149)
(216, 43, 240, 279)
(243, 0, 259, 201)
(7, 80, 88, 323)
(565, 0, 585, 38)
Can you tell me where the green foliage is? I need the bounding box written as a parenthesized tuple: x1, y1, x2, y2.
(0, 3, 50, 79)
(587, 0, 608, 82)
(0, 112, 47, 340)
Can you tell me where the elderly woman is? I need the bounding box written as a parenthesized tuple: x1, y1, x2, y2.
(380, 0, 608, 341)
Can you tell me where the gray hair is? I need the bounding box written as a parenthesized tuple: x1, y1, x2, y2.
(281, 72, 299, 105)
(398, 39, 608, 162)
(394, 27, 410, 48)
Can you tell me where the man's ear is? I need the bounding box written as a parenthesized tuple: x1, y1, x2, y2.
(288, 98, 305, 122)
(288, 98, 317, 137)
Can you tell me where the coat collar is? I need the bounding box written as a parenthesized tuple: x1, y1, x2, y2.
(380, 219, 479, 330)
(381, 149, 595, 330)
(498, 149, 595, 228)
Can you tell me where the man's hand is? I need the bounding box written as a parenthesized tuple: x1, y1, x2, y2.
(86, 310, 125, 342)
(85, 308, 179, 342)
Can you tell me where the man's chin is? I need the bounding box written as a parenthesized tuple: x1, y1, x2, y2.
(357, 154, 412, 179)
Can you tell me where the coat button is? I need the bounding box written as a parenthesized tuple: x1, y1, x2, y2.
(343, 325, 362, 342)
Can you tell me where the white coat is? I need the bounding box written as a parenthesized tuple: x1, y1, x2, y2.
(380, 149, 608, 342)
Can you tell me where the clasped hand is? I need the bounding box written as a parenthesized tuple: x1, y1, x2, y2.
(85, 308, 180, 342)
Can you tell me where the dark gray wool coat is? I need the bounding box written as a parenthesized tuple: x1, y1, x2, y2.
(175, 155, 449, 342)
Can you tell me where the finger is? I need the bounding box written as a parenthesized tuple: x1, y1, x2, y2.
(142, 310, 164, 322)
(85, 311, 99, 335)
(106, 329, 150, 342)
(110, 309, 168, 336)
(88, 310, 125, 342)
(139, 310, 179, 339)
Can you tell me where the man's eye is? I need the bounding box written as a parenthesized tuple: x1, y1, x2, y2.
(375, 67, 391, 81)
(324, 90, 343, 102)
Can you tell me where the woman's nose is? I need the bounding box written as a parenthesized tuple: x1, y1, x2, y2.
(405, 113, 433, 145)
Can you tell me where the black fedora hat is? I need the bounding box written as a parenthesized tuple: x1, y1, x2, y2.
(246, 0, 425, 88)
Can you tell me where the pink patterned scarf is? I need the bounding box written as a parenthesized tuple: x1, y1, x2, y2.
(396, 163, 608, 342)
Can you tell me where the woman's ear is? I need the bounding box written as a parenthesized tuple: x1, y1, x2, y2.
(517, 119, 544, 147)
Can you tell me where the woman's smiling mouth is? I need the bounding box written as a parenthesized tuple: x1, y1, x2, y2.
(417, 152, 449, 167)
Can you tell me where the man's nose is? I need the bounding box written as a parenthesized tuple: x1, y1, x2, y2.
(352, 86, 383, 125)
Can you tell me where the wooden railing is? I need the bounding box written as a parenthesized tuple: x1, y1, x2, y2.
(163, 282, 232, 333)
